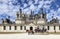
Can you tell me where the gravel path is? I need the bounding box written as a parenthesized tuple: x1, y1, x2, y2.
(0, 33, 60, 39)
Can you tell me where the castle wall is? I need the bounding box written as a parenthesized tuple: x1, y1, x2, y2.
(48, 26, 54, 32)
(56, 26, 60, 32)
(0, 25, 60, 33)
(47, 26, 60, 32)
(16, 21, 21, 24)
(0, 26, 3, 32)
(0, 25, 26, 32)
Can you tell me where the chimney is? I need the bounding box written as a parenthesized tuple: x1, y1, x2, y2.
(20, 9, 22, 13)
(20, 9, 22, 17)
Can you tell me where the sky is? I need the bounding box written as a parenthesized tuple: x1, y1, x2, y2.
(0, 0, 60, 22)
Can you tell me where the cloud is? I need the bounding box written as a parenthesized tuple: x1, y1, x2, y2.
(0, 0, 20, 22)
(30, 4, 35, 10)
(0, 0, 59, 22)
(47, 7, 60, 22)
(28, 0, 33, 5)
(0, 0, 19, 14)
(24, 3, 28, 8)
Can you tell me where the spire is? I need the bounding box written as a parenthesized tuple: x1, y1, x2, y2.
(31, 10, 34, 15)
(52, 13, 54, 19)
(8, 16, 10, 19)
(40, 8, 43, 14)
(29, 10, 34, 20)
(20, 9, 22, 17)
(20, 9, 22, 13)
(31, 10, 33, 15)
(52, 16, 53, 19)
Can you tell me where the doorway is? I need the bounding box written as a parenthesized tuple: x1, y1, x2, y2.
(30, 26, 33, 30)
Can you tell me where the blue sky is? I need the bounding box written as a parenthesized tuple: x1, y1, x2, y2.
(0, 0, 60, 22)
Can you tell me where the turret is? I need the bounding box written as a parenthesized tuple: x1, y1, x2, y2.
(16, 9, 25, 24)
(40, 8, 46, 19)
(29, 10, 34, 20)
(16, 9, 22, 19)
(37, 8, 47, 25)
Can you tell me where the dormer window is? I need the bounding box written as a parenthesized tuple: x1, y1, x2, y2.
(16, 13, 19, 18)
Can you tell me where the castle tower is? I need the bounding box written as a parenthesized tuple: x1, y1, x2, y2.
(16, 9, 24, 24)
(16, 9, 23, 20)
(40, 8, 46, 19)
(37, 8, 47, 24)
(16, 8, 26, 25)
(29, 10, 33, 20)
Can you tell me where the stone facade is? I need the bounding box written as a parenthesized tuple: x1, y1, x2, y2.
(0, 8, 60, 33)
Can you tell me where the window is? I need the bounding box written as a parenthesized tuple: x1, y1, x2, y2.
(42, 14, 45, 18)
(54, 26, 56, 30)
(3, 26, 6, 30)
(59, 26, 60, 30)
(15, 26, 17, 30)
(20, 26, 22, 30)
(9, 26, 11, 30)
(47, 26, 49, 30)
(24, 26, 26, 30)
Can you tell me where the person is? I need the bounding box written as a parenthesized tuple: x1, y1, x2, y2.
(32, 30, 34, 34)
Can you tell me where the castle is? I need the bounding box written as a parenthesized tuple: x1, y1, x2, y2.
(0, 8, 60, 34)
